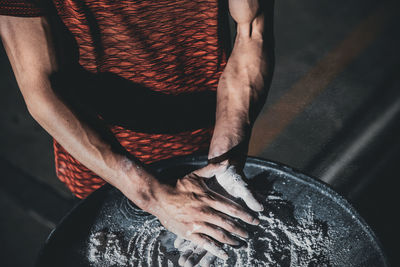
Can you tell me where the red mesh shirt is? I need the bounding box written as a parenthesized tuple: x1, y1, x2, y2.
(1, 0, 229, 199)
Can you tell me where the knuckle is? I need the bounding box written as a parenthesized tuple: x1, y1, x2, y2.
(194, 221, 207, 231)
(184, 232, 193, 240)
(197, 206, 210, 217)
(227, 203, 240, 216)
(215, 213, 229, 225)
(177, 177, 191, 189)
(176, 179, 184, 188)
(191, 193, 208, 205)
(216, 230, 229, 241)
(200, 192, 215, 203)
(181, 221, 193, 231)
(196, 194, 207, 202)
(190, 192, 200, 201)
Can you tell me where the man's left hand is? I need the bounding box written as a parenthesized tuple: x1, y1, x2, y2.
(175, 160, 263, 266)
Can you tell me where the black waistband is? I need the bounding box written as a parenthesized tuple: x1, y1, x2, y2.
(50, 69, 216, 134)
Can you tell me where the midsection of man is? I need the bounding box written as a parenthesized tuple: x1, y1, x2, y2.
(1, 0, 230, 199)
(0, 0, 274, 262)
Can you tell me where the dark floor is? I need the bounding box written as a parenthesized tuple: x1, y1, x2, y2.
(352, 146, 400, 266)
(1, 0, 400, 266)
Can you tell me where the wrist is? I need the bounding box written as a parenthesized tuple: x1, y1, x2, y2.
(114, 158, 162, 212)
(209, 122, 251, 159)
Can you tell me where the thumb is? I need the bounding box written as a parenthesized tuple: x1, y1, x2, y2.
(192, 163, 226, 179)
(216, 166, 264, 212)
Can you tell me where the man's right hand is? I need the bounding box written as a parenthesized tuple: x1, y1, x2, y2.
(146, 172, 259, 260)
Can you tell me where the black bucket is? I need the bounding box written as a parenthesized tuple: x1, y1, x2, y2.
(35, 155, 388, 266)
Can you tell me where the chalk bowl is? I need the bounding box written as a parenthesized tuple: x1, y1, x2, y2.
(35, 156, 388, 267)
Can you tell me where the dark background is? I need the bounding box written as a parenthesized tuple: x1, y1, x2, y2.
(1, 0, 399, 266)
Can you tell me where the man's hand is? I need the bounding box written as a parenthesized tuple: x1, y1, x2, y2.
(176, 0, 275, 264)
(194, 160, 263, 212)
(174, 161, 262, 266)
(147, 171, 259, 260)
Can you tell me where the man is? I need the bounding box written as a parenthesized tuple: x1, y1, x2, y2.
(0, 0, 274, 265)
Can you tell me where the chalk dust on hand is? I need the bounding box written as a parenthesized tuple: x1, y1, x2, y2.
(216, 165, 264, 212)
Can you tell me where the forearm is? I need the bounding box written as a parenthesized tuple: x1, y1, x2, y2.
(210, 34, 268, 157)
(209, 0, 274, 159)
(0, 16, 160, 210)
(27, 88, 160, 209)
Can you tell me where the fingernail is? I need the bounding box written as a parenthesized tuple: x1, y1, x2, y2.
(253, 202, 264, 212)
(232, 239, 240, 246)
(252, 217, 260, 225)
(244, 231, 250, 238)
(258, 203, 264, 212)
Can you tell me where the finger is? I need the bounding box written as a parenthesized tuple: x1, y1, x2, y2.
(236, 185, 264, 212)
(203, 209, 249, 239)
(199, 252, 217, 267)
(174, 237, 185, 248)
(188, 233, 228, 260)
(184, 247, 207, 267)
(179, 249, 194, 266)
(196, 222, 240, 246)
(215, 165, 247, 198)
(178, 239, 196, 252)
(216, 167, 264, 212)
(205, 191, 259, 225)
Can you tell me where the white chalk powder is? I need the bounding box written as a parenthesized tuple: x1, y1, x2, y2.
(88, 231, 128, 266)
(87, 194, 332, 266)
